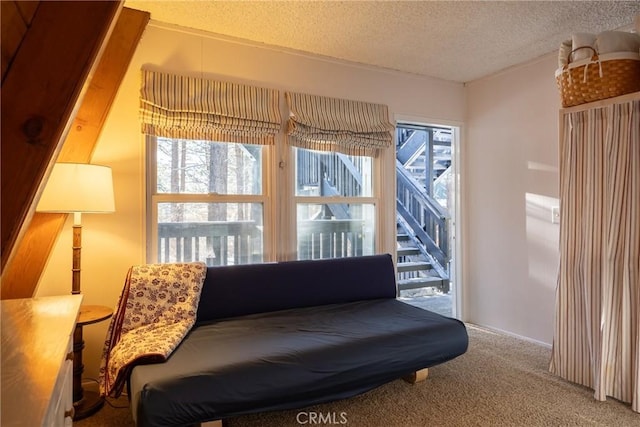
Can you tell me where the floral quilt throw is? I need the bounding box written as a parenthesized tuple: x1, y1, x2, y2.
(99, 262, 207, 397)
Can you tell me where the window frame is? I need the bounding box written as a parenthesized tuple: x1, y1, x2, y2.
(145, 135, 274, 264)
(292, 147, 378, 260)
(145, 126, 395, 265)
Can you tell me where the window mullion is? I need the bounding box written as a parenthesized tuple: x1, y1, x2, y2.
(152, 193, 266, 203)
(294, 196, 377, 205)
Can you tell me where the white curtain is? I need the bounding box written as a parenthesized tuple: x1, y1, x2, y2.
(550, 98, 640, 412)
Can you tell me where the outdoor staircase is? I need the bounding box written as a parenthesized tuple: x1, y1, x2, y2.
(401, 148, 450, 191)
(395, 125, 452, 294)
(396, 228, 449, 293)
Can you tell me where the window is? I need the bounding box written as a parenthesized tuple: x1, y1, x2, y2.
(141, 69, 280, 267)
(148, 140, 380, 266)
(294, 148, 376, 260)
(149, 137, 268, 266)
(143, 72, 393, 267)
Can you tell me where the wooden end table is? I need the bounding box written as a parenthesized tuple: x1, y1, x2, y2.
(73, 304, 113, 420)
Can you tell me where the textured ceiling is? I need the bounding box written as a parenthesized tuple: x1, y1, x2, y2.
(125, 1, 640, 83)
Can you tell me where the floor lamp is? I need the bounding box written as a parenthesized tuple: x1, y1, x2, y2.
(37, 162, 115, 419)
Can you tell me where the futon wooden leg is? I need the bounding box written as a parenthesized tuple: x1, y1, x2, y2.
(200, 420, 223, 427)
(403, 368, 429, 384)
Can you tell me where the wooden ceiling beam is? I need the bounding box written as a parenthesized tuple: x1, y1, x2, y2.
(1, 6, 149, 299)
(1, 1, 122, 275)
(0, 1, 38, 81)
(57, 7, 149, 161)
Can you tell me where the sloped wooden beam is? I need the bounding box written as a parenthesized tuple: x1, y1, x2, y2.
(1, 1, 122, 275)
(1, 7, 149, 299)
(1, 1, 39, 81)
(58, 7, 149, 161)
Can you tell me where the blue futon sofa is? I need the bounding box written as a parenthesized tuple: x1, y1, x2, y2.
(129, 254, 468, 427)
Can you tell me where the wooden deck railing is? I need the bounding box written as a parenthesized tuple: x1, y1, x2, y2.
(298, 219, 366, 260)
(158, 219, 368, 265)
(157, 221, 262, 266)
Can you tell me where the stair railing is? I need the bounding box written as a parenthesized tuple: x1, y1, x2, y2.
(296, 149, 364, 198)
(396, 160, 450, 269)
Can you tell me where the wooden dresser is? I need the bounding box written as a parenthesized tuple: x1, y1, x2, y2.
(1, 295, 82, 426)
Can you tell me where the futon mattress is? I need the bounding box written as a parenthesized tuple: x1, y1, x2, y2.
(130, 299, 468, 427)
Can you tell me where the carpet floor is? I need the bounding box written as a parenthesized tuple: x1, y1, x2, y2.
(76, 324, 639, 427)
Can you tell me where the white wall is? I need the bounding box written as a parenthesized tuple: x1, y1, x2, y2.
(36, 22, 465, 378)
(464, 54, 560, 345)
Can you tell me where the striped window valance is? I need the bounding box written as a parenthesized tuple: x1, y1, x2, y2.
(285, 92, 394, 157)
(140, 69, 281, 145)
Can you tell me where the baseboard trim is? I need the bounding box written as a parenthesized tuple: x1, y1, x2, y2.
(466, 323, 552, 349)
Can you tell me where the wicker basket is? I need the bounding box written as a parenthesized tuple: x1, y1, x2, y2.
(555, 47, 640, 107)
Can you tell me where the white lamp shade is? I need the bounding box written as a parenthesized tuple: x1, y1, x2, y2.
(37, 163, 115, 213)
